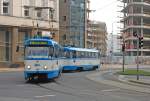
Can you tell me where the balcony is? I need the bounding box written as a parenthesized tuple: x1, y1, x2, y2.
(0, 15, 58, 30)
(123, 24, 150, 31)
(122, 1, 150, 13)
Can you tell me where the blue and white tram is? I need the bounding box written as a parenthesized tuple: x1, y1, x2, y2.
(24, 37, 63, 80)
(63, 47, 100, 71)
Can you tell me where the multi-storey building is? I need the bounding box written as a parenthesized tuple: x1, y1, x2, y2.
(107, 34, 122, 56)
(0, 0, 59, 66)
(59, 0, 87, 47)
(87, 21, 107, 56)
(121, 0, 150, 56)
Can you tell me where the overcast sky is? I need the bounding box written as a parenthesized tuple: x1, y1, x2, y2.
(90, 0, 122, 34)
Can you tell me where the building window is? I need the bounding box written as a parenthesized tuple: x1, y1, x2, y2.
(37, 10, 42, 18)
(63, 16, 67, 21)
(64, 0, 67, 3)
(24, 7, 29, 17)
(3, 2, 9, 14)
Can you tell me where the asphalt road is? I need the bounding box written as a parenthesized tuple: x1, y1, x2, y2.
(0, 70, 150, 101)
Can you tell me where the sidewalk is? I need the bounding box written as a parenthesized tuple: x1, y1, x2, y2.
(102, 64, 150, 85)
(87, 64, 150, 93)
(87, 71, 150, 93)
(0, 67, 24, 72)
(120, 75, 150, 87)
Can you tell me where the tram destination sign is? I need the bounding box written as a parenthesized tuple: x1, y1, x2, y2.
(30, 41, 48, 45)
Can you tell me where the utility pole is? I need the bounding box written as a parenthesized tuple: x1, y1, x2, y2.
(133, 31, 143, 80)
(111, 23, 114, 65)
(122, 36, 125, 72)
(137, 36, 139, 80)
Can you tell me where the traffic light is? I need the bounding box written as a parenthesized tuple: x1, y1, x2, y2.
(122, 44, 125, 52)
(133, 31, 137, 37)
(139, 37, 143, 48)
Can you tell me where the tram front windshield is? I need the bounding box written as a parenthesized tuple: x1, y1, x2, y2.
(25, 46, 52, 59)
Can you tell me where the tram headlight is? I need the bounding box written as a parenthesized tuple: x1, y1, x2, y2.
(27, 65, 31, 69)
(44, 66, 48, 70)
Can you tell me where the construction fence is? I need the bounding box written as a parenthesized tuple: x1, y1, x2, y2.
(101, 56, 150, 65)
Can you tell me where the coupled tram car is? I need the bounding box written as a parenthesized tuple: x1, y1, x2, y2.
(23, 37, 100, 81)
(24, 37, 63, 81)
(63, 47, 100, 71)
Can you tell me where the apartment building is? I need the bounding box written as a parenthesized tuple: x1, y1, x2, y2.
(0, 0, 59, 66)
(121, 0, 150, 56)
(107, 34, 122, 56)
(87, 21, 107, 56)
(59, 0, 87, 47)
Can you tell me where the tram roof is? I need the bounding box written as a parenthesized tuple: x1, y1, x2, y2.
(64, 47, 99, 53)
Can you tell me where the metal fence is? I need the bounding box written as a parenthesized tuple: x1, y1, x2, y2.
(101, 56, 150, 65)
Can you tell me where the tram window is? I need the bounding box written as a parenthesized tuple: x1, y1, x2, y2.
(85, 52, 87, 58)
(94, 52, 96, 58)
(63, 51, 66, 57)
(54, 45, 59, 58)
(91, 52, 93, 58)
(76, 51, 79, 58)
(59, 48, 63, 57)
(80, 52, 84, 58)
(94, 52, 97, 58)
(87, 52, 89, 58)
(87, 52, 89, 57)
(54, 48, 57, 57)
(92, 52, 95, 58)
(49, 46, 54, 57)
(73, 51, 76, 58)
(89, 52, 91, 58)
(63, 51, 67, 57)
(98, 52, 101, 58)
(70, 52, 73, 58)
(65, 51, 70, 58)
(95, 53, 98, 58)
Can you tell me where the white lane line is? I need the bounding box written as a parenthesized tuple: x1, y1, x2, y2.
(35, 95, 56, 98)
(101, 88, 120, 92)
(16, 85, 25, 87)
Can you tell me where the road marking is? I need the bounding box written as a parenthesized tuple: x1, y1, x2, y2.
(101, 88, 120, 92)
(16, 85, 25, 87)
(35, 95, 56, 98)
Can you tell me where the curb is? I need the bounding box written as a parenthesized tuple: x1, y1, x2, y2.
(129, 80, 150, 86)
(0, 68, 24, 73)
(117, 74, 150, 87)
(86, 71, 150, 94)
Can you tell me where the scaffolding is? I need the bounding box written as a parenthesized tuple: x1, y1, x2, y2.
(120, 0, 150, 56)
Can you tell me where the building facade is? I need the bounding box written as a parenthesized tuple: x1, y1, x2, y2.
(87, 21, 107, 56)
(0, 0, 59, 66)
(59, 0, 87, 47)
(107, 34, 122, 56)
(121, 0, 150, 56)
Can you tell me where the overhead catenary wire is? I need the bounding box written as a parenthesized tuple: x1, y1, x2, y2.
(92, 0, 118, 12)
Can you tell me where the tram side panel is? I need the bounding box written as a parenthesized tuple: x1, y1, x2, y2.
(63, 58, 100, 71)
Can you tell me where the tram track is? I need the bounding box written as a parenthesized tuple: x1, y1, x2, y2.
(35, 83, 83, 98)
(31, 74, 102, 100)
